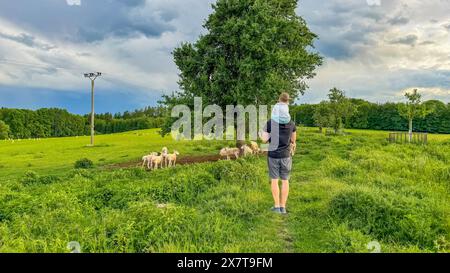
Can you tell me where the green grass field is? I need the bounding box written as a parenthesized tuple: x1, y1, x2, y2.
(0, 129, 233, 180)
(0, 128, 449, 253)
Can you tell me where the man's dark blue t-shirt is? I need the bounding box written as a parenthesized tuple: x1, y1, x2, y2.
(264, 120, 296, 159)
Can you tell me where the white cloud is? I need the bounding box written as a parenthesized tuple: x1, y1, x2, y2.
(366, 0, 381, 7)
(0, 0, 214, 97)
(0, 0, 449, 106)
(66, 0, 81, 6)
(398, 87, 450, 101)
(297, 0, 450, 103)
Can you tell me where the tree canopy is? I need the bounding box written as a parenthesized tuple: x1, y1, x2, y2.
(327, 88, 356, 133)
(163, 0, 322, 118)
(398, 89, 432, 140)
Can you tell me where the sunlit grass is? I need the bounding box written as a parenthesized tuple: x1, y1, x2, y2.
(0, 127, 449, 252)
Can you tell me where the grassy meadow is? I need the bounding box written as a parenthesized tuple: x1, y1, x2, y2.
(0, 128, 449, 252)
(0, 129, 232, 180)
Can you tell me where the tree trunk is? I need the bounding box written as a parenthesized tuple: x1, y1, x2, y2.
(408, 118, 413, 143)
(319, 127, 323, 133)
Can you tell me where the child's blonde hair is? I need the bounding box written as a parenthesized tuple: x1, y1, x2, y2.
(279, 92, 290, 103)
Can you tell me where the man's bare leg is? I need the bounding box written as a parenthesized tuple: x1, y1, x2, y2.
(271, 179, 280, 208)
(281, 180, 289, 208)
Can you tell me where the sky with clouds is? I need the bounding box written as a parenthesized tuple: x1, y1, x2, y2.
(0, 0, 449, 114)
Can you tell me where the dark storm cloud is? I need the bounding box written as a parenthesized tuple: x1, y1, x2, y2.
(390, 34, 419, 46)
(0, 0, 449, 108)
(444, 23, 450, 31)
(298, 0, 387, 60)
(419, 41, 435, 45)
(0, 32, 56, 50)
(315, 41, 354, 60)
(0, 0, 177, 43)
(388, 16, 410, 25)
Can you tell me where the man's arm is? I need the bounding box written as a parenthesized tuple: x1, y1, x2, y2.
(260, 122, 270, 143)
(260, 131, 270, 144)
(291, 130, 297, 144)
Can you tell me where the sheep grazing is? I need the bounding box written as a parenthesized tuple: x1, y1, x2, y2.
(142, 152, 158, 169)
(219, 147, 240, 160)
(167, 151, 180, 167)
(290, 142, 297, 156)
(250, 141, 260, 154)
(151, 155, 163, 169)
(219, 148, 228, 158)
(241, 145, 253, 157)
(161, 147, 169, 167)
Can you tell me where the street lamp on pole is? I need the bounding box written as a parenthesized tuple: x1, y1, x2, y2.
(84, 72, 102, 146)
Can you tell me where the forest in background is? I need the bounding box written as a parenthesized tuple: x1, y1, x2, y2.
(0, 98, 449, 139)
(0, 106, 166, 139)
(292, 99, 450, 134)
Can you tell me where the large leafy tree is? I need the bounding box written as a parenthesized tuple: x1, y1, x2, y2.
(162, 0, 322, 135)
(398, 89, 432, 142)
(327, 88, 356, 134)
(313, 101, 331, 133)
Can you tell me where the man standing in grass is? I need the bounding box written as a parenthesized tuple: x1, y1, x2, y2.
(261, 93, 297, 215)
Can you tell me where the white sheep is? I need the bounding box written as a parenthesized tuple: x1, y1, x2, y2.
(161, 147, 169, 167)
(167, 151, 180, 167)
(240, 145, 253, 157)
(151, 155, 163, 170)
(142, 152, 158, 169)
(250, 141, 260, 154)
(219, 147, 240, 160)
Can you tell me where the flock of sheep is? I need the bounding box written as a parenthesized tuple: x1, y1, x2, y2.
(219, 141, 261, 160)
(141, 141, 296, 170)
(142, 147, 179, 170)
(220, 141, 296, 159)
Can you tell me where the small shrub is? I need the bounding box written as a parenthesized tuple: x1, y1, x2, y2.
(69, 168, 95, 179)
(437, 166, 450, 183)
(0, 191, 35, 221)
(324, 223, 372, 253)
(208, 159, 261, 186)
(322, 156, 356, 178)
(74, 158, 94, 169)
(329, 188, 449, 248)
(165, 171, 217, 204)
(38, 175, 60, 185)
(79, 187, 115, 210)
(148, 166, 218, 205)
(20, 171, 40, 186)
(20, 171, 60, 186)
(104, 168, 147, 180)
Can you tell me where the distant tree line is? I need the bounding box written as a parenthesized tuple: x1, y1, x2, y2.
(1, 95, 449, 140)
(292, 94, 450, 134)
(0, 106, 166, 139)
(84, 106, 166, 135)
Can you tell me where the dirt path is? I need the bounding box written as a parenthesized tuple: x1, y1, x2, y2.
(104, 154, 238, 170)
(104, 152, 269, 170)
(278, 216, 295, 253)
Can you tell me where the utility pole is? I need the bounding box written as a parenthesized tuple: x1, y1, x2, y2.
(84, 72, 102, 146)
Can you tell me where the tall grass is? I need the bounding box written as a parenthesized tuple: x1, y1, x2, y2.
(0, 127, 449, 252)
